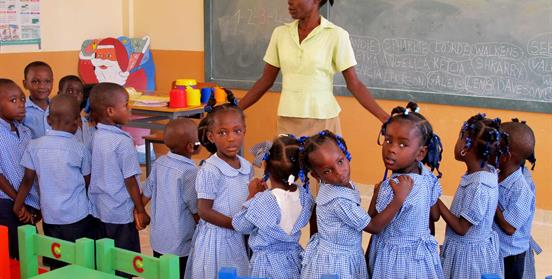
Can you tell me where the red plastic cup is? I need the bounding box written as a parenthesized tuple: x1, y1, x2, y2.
(169, 88, 187, 108)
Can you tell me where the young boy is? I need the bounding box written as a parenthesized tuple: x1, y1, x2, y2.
(13, 94, 94, 269)
(58, 75, 95, 150)
(22, 61, 53, 139)
(141, 118, 200, 278)
(0, 79, 40, 259)
(88, 83, 149, 277)
(494, 121, 537, 279)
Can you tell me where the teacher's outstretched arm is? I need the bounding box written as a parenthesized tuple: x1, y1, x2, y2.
(238, 64, 280, 110)
(343, 67, 389, 123)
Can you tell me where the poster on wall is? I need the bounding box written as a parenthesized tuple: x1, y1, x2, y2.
(78, 36, 156, 92)
(0, 0, 40, 47)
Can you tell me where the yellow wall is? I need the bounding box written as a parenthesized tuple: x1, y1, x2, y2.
(132, 0, 204, 51)
(1, 0, 124, 53)
(1, 1, 551, 210)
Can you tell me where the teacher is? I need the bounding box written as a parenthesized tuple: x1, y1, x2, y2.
(238, 0, 389, 137)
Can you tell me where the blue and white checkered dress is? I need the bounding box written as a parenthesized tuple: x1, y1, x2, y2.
(185, 154, 253, 279)
(232, 185, 314, 279)
(441, 167, 502, 279)
(371, 165, 444, 279)
(0, 118, 39, 209)
(301, 182, 370, 279)
(521, 167, 542, 279)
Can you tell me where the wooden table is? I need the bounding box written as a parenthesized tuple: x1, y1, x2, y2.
(127, 104, 205, 176)
(30, 265, 124, 279)
(127, 104, 205, 130)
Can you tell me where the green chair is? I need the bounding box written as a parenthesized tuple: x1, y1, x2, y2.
(96, 238, 179, 279)
(17, 225, 94, 279)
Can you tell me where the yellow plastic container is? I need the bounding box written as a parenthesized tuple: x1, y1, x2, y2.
(186, 88, 201, 107)
(175, 79, 197, 87)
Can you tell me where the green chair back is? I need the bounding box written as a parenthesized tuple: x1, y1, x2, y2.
(17, 225, 94, 278)
(96, 238, 179, 279)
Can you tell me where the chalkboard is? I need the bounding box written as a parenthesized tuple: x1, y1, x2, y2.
(205, 0, 552, 113)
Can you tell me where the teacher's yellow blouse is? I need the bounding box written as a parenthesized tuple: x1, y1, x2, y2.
(264, 16, 357, 119)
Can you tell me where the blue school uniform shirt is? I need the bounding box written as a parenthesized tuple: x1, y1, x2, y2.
(371, 164, 444, 279)
(142, 152, 198, 257)
(301, 182, 370, 279)
(89, 123, 141, 224)
(185, 153, 253, 279)
(74, 117, 96, 152)
(23, 98, 51, 139)
(232, 185, 314, 279)
(493, 167, 535, 257)
(0, 118, 39, 208)
(441, 167, 501, 279)
(20, 130, 91, 225)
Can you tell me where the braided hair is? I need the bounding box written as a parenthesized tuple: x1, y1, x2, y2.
(197, 88, 244, 154)
(460, 113, 508, 168)
(265, 135, 303, 189)
(379, 102, 443, 177)
(300, 130, 351, 189)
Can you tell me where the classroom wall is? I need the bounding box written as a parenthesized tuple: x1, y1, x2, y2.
(133, 0, 552, 210)
(1, 0, 551, 210)
(0, 0, 125, 86)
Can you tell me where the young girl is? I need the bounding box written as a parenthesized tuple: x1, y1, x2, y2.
(438, 113, 503, 278)
(300, 130, 413, 279)
(232, 135, 314, 279)
(185, 89, 253, 278)
(369, 102, 444, 278)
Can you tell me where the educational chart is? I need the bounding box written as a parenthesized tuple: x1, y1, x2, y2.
(205, 0, 552, 113)
(0, 0, 40, 46)
(78, 36, 156, 92)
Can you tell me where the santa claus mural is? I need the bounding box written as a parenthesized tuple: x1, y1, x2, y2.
(78, 36, 155, 91)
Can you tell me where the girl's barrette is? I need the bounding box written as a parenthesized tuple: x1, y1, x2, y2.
(204, 104, 214, 113)
(404, 108, 410, 115)
(287, 174, 295, 186)
(249, 141, 272, 168)
(464, 137, 472, 149)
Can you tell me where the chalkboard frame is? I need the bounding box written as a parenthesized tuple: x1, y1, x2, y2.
(204, 0, 552, 114)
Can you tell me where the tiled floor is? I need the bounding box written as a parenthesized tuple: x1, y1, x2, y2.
(137, 182, 552, 278)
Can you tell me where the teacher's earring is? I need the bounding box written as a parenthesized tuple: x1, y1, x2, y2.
(460, 149, 467, 157)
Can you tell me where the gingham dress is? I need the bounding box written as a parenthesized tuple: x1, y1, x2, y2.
(301, 182, 370, 279)
(232, 185, 314, 279)
(371, 165, 444, 279)
(441, 167, 502, 279)
(185, 154, 253, 279)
